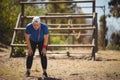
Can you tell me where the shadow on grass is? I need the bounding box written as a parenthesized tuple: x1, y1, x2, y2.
(48, 54, 92, 60)
(95, 57, 120, 61)
(28, 76, 61, 80)
(0, 48, 5, 52)
(49, 55, 120, 61)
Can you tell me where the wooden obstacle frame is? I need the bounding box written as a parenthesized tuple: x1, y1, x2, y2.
(10, 0, 98, 60)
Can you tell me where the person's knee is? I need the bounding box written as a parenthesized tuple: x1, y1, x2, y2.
(27, 55, 34, 60)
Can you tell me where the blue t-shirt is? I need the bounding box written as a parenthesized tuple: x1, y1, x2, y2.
(25, 23, 49, 42)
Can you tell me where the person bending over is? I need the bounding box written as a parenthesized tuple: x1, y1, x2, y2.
(25, 16, 49, 77)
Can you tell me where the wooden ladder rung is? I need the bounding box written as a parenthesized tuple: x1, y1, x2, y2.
(48, 24, 92, 27)
(11, 44, 95, 47)
(47, 13, 92, 15)
(20, 0, 95, 4)
(50, 34, 93, 36)
(15, 24, 93, 29)
(49, 27, 95, 30)
(11, 44, 26, 47)
(49, 44, 95, 47)
(24, 15, 93, 19)
(14, 27, 95, 30)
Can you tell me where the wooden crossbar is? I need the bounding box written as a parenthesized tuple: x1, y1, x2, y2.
(14, 24, 92, 28)
(47, 24, 92, 27)
(20, 0, 95, 4)
(46, 13, 93, 15)
(14, 27, 95, 31)
(23, 15, 93, 19)
(48, 27, 95, 30)
(47, 52, 92, 54)
(17, 24, 92, 27)
(50, 34, 93, 36)
(11, 44, 94, 47)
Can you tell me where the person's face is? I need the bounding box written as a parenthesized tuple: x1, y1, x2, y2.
(32, 21, 40, 30)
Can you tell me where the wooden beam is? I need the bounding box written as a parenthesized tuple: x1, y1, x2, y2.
(11, 13, 21, 45)
(46, 13, 92, 15)
(16, 24, 92, 27)
(48, 27, 95, 30)
(47, 52, 91, 54)
(92, 0, 96, 12)
(10, 13, 21, 57)
(21, 3, 24, 27)
(14, 27, 95, 30)
(23, 15, 93, 19)
(20, 0, 95, 4)
(11, 44, 95, 47)
(15, 24, 92, 28)
(49, 34, 93, 36)
(48, 24, 92, 27)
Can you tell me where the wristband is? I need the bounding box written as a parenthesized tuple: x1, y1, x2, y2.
(43, 45, 47, 48)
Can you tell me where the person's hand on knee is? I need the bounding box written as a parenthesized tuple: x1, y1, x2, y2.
(28, 49, 33, 56)
(42, 48, 47, 56)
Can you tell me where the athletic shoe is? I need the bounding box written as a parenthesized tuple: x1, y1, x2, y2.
(43, 72, 48, 78)
(26, 71, 30, 77)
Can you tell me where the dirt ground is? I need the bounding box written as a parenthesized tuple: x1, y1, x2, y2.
(0, 47, 120, 80)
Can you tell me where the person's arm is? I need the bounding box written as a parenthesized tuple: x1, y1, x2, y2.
(42, 34, 49, 56)
(25, 33, 32, 55)
(25, 33, 31, 49)
(43, 34, 49, 46)
(42, 24, 49, 55)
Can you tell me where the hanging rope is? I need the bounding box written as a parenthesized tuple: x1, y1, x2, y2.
(57, 24, 61, 28)
(67, 16, 81, 40)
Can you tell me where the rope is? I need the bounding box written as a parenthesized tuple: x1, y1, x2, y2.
(57, 24, 61, 28)
(67, 17, 81, 40)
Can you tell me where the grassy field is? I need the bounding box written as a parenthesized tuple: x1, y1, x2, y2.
(0, 47, 120, 80)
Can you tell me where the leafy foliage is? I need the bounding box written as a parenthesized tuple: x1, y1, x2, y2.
(106, 31, 120, 50)
(0, 0, 21, 45)
(110, 31, 120, 46)
(50, 36, 65, 50)
(50, 36, 65, 44)
(108, 0, 120, 17)
(14, 47, 26, 57)
(13, 40, 26, 57)
(0, 0, 47, 45)
(106, 0, 120, 50)
(24, 5, 47, 16)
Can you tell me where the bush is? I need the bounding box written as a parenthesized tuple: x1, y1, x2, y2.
(107, 44, 120, 50)
(110, 31, 120, 46)
(106, 31, 120, 50)
(50, 36, 65, 50)
(13, 40, 26, 57)
(14, 47, 26, 57)
(50, 36, 65, 44)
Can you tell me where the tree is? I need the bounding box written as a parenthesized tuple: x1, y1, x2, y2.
(0, 0, 46, 45)
(109, 0, 120, 17)
(107, 0, 120, 50)
(99, 15, 108, 49)
(0, 0, 21, 45)
(110, 31, 120, 45)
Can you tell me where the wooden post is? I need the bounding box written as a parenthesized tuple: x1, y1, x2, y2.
(91, 33, 95, 60)
(91, 13, 97, 60)
(10, 47, 13, 57)
(10, 13, 21, 57)
(92, 0, 95, 12)
(95, 13, 98, 52)
(21, 3, 24, 27)
(103, 6, 106, 50)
